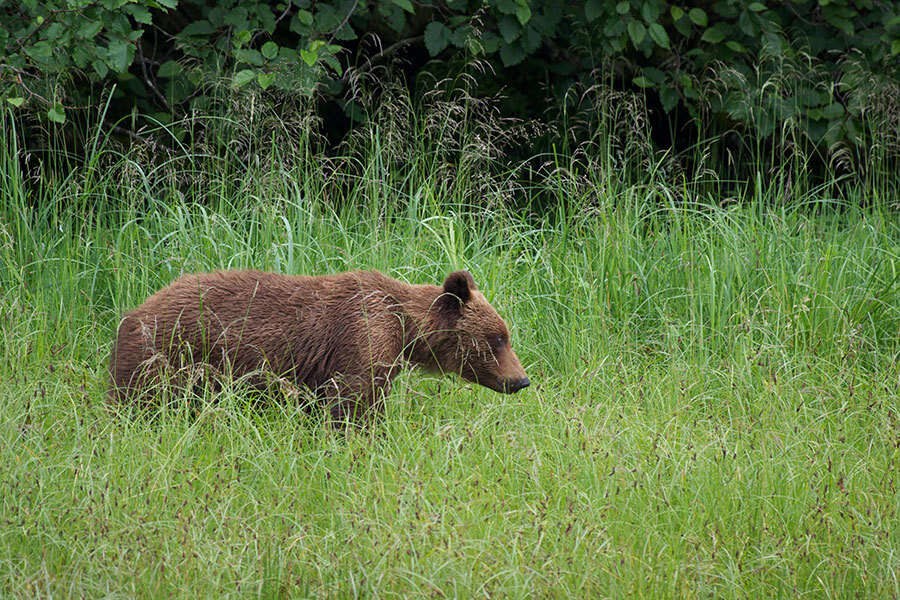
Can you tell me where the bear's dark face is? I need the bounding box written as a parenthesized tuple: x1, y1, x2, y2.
(433, 271, 530, 394)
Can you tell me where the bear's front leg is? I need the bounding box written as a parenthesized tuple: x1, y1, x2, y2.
(324, 369, 394, 428)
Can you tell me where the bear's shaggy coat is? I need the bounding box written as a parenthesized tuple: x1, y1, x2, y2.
(109, 269, 528, 423)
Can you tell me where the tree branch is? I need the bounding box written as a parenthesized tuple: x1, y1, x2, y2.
(136, 41, 173, 113)
(326, 0, 361, 46)
(348, 34, 425, 81)
(105, 119, 152, 145)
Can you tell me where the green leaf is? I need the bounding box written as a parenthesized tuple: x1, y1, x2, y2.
(660, 86, 678, 112)
(390, 0, 414, 13)
(499, 16, 521, 43)
(701, 27, 725, 43)
(258, 5, 276, 33)
(233, 30, 252, 48)
(25, 41, 53, 62)
(643, 67, 665, 83)
(149, 112, 172, 125)
(797, 87, 827, 107)
(627, 20, 646, 46)
(340, 99, 366, 122)
(892, 40, 900, 55)
(496, 0, 517, 13)
(515, 2, 531, 25)
(320, 52, 342, 76)
(585, 0, 603, 22)
(126, 4, 152, 24)
(92, 59, 108, 78)
(47, 103, 65, 124)
(232, 69, 256, 88)
(499, 42, 526, 66)
(826, 16, 854, 35)
(451, 24, 473, 47)
(822, 102, 844, 119)
(670, 6, 684, 21)
(633, 76, 653, 88)
(688, 8, 707, 27)
(314, 5, 340, 30)
(334, 24, 357, 40)
(616, 2, 629, 15)
(182, 20, 215, 36)
(262, 41, 278, 59)
(521, 24, 541, 53)
(648, 23, 670, 48)
(6, 97, 25, 108)
(157, 60, 180, 78)
(480, 31, 500, 53)
(641, 2, 660, 23)
(748, 2, 766, 12)
(297, 10, 313, 25)
(278, 46, 299, 61)
(107, 13, 132, 36)
(77, 20, 103, 39)
(738, 10, 757, 36)
(46, 22, 65, 43)
(384, 5, 407, 32)
(725, 40, 746, 52)
(257, 72, 274, 90)
(235, 49, 265, 66)
(300, 48, 318, 66)
(424, 22, 451, 56)
(107, 38, 133, 73)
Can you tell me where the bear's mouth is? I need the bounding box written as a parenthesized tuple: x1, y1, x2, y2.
(464, 372, 530, 394)
(498, 376, 530, 393)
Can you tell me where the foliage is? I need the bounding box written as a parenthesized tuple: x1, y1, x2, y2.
(0, 0, 152, 124)
(1, 0, 899, 170)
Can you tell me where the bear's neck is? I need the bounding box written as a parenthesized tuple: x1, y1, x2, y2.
(390, 283, 445, 370)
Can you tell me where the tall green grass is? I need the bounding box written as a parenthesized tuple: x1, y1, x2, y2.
(1, 93, 898, 598)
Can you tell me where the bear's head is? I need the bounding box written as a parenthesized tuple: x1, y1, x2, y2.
(423, 270, 530, 394)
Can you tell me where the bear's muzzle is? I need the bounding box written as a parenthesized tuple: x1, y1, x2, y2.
(502, 376, 531, 393)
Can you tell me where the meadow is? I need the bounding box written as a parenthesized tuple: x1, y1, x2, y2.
(1, 98, 899, 598)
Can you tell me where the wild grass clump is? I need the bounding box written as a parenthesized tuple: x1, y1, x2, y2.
(0, 83, 898, 599)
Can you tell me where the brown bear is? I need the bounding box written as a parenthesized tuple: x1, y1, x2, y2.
(108, 269, 529, 423)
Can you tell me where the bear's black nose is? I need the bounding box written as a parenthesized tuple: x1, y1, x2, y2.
(505, 377, 530, 393)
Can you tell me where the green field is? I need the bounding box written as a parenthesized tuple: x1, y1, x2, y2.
(1, 108, 899, 598)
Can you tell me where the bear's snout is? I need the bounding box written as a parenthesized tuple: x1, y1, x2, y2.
(502, 376, 530, 393)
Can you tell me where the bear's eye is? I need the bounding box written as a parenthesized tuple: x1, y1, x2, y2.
(493, 335, 506, 348)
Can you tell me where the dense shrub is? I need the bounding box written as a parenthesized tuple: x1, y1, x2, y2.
(2, 0, 898, 177)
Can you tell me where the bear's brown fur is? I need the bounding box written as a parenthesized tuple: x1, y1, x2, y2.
(108, 269, 529, 423)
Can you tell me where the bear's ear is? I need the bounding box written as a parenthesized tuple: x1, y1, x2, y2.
(442, 270, 476, 305)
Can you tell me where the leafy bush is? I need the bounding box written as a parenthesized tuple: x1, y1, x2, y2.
(1, 0, 898, 176)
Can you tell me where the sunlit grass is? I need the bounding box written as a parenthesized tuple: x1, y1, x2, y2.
(0, 104, 898, 598)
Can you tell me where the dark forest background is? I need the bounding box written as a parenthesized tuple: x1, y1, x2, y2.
(3, 0, 899, 197)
